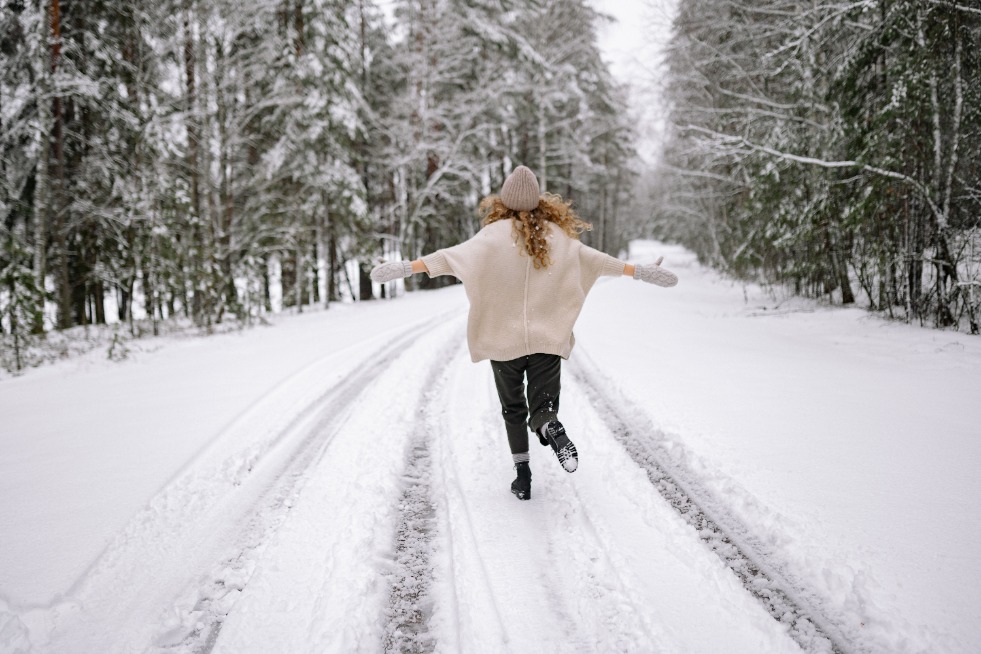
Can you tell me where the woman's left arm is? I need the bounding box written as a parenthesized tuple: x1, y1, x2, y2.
(631, 257, 678, 287)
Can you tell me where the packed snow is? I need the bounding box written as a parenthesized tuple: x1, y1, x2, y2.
(1, 241, 979, 653)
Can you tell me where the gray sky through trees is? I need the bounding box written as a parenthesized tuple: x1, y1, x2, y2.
(592, 0, 678, 163)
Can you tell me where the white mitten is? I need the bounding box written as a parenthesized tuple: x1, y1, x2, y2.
(370, 260, 413, 283)
(633, 256, 678, 287)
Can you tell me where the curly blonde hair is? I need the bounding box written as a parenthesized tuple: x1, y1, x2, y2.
(479, 192, 592, 269)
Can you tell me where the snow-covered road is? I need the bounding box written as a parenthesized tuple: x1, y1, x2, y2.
(2, 241, 980, 653)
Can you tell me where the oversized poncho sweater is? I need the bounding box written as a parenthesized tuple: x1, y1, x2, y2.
(422, 218, 627, 363)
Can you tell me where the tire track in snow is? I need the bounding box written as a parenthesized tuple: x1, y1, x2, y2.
(425, 350, 625, 653)
(197, 319, 468, 653)
(160, 316, 459, 654)
(568, 351, 854, 654)
(427, 346, 514, 654)
(381, 368, 456, 652)
(383, 433, 438, 653)
(35, 312, 458, 654)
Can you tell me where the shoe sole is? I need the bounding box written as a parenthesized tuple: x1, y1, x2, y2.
(558, 449, 577, 472)
(511, 487, 531, 500)
(544, 426, 578, 473)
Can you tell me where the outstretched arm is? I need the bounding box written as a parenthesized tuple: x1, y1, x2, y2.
(630, 256, 678, 287)
(370, 259, 430, 283)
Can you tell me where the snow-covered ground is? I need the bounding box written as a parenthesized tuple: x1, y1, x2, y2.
(1, 241, 979, 653)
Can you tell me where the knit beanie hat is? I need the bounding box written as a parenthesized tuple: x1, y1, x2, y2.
(500, 166, 541, 211)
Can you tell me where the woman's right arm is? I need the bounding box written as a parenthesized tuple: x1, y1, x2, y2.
(369, 258, 432, 283)
(372, 231, 477, 283)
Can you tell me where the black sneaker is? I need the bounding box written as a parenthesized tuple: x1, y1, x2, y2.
(511, 461, 532, 500)
(540, 421, 578, 473)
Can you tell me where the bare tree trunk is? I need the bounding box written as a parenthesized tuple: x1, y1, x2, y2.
(311, 240, 320, 304)
(183, 3, 203, 323)
(32, 2, 52, 334)
(183, 5, 201, 220)
(93, 281, 106, 324)
(199, 7, 216, 328)
(597, 150, 607, 252)
(359, 264, 373, 301)
(216, 36, 237, 317)
(48, 0, 71, 330)
(261, 254, 272, 312)
(323, 193, 337, 306)
(837, 259, 855, 304)
(537, 101, 547, 192)
(328, 228, 339, 303)
(7, 269, 23, 369)
(118, 284, 129, 321)
(341, 259, 356, 301)
(610, 161, 623, 254)
(294, 245, 303, 312)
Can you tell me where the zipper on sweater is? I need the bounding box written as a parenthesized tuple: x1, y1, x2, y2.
(523, 258, 531, 352)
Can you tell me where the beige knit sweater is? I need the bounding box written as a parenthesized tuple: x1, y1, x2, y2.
(422, 219, 626, 363)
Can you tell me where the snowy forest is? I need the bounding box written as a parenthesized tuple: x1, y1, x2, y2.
(0, 0, 637, 370)
(654, 0, 981, 333)
(3, 0, 981, 375)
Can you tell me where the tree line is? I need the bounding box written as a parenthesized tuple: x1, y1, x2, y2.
(654, 0, 981, 333)
(0, 0, 638, 370)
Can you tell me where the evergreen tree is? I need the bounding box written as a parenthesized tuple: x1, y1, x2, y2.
(656, 0, 981, 332)
(1, 0, 639, 372)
